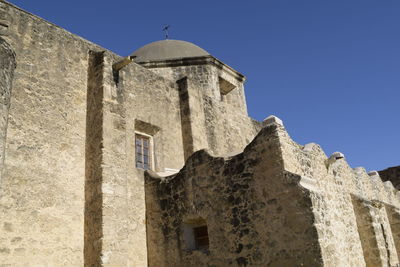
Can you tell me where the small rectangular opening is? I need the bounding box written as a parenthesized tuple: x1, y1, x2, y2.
(219, 76, 236, 101)
(193, 225, 209, 249)
(183, 218, 209, 251)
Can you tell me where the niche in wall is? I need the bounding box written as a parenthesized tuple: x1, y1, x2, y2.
(182, 217, 209, 251)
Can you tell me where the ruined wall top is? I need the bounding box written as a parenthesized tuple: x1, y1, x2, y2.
(379, 166, 400, 190)
(263, 116, 400, 207)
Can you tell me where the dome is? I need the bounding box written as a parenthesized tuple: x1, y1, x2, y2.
(131, 40, 210, 62)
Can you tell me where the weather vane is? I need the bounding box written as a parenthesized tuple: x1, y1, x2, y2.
(163, 25, 170, 39)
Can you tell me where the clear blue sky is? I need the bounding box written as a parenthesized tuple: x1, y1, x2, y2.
(8, 0, 400, 171)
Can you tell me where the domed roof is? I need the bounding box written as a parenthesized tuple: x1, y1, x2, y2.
(131, 40, 210, 62)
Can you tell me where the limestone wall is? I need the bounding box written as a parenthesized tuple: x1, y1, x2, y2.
(0, 2, 110, 265)
(145, 124, 324, 266)
(0, 3, 261, 265)
(2, 2, 395, 266)
(120, 62, 185, 172)
(0, 37, 16, 182)
(77, 47, 185, 266)
(84, 50, 105, 266)
(0, 2, 187, 265)
(271, 119, 400, 266)
(100, 58, 186, 266)
(146, 61, 261, 158)
(146, 117, 400, 267)
(380, 166, 400, 190)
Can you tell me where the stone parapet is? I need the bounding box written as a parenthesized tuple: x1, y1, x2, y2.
(145, 116, 400, 266)
(145, 121, 324, 266)
(379, 166, 400, 190)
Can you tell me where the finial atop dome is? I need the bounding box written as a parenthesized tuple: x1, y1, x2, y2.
(162, 25, 170, 40)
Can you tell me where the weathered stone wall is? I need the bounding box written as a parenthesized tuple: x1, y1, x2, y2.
(95, 57, 186, 266)
(148, 60, 247, 115)
(385, 205, 400, 260)
(146, 61, 261, 158)
(145, 124, 324, 267)
(380, 166, 400, 190)
(2, 2, 397, 266)
(99, 52, 132, 266)
(270, 119, 400, 266)
(84, 50, 105, 266)
(0, 2, 111, 265)
(79, 48, 185, 266)
(119, 60, 185, 172)
(0, 36, 16, 183)
(146, 118, 400, 267)
(0, 3, 261, 265)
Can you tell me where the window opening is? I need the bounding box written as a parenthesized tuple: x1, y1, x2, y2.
(218, 76, 236, 101)
(136, 134, 151, 170)
(183, 218, 209, 250)
(193, 225, 209, 249)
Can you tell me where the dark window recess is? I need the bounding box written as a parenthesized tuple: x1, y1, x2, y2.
(219, 76, 236, 101)
(183, 219, 210, 251)
(193, 225, 209, 249)
(136, 134, 151, 170)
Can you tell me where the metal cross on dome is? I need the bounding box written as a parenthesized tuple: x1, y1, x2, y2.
(163, 25, 170, 39)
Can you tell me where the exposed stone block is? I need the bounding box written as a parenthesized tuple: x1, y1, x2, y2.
(263, 115, 283, 126)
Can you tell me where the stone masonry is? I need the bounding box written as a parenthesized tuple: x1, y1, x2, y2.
(379, 166, 400, 190)
(146, 119, 400, 267)
(0, 1, 398, 266)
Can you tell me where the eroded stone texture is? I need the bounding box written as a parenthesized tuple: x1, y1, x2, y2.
(0, 1, 12, 37)
(271, 124, 400, 266)
(0, 2, 108, 266)
(0, 1, 398, 266)
(0, 37, 15, 183)
(146, 121, 400, 267)
(140, 57, 261, 158)
(380, 166, 400, 190)
(84, 50, 105, 267)
(146, 124, 324, 266)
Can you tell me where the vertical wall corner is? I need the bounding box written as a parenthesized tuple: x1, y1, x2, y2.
(84, 50, 105, 267)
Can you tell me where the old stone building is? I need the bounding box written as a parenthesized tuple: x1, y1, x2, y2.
(1, 1, 399, 266)
(379, 166, 400, 191)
